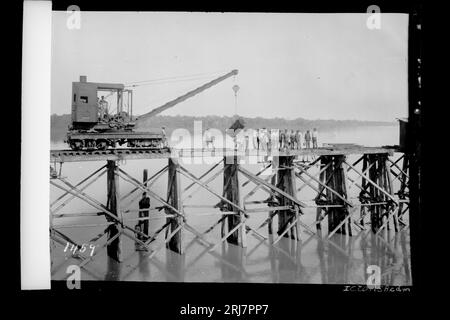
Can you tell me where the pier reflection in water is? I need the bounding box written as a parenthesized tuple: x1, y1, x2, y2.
(52, 226, 410, 285)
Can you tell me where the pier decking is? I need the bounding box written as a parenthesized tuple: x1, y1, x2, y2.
(50, 145, 397, 162)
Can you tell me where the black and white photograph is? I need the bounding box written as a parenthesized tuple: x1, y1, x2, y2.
(20, 1, 424, 299)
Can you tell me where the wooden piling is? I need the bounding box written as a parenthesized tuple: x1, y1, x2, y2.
(397, 154, 409, 222)
(381, 156, 392, 232)
(165, 158, 183, 254)
(364, 153, 398, 233)
(342, 160, 352, 237)
(268, 157, 279, 234)
(106, 160, 122, 261)
(315, 159, 328, 231)
(359, 155, 369, 226)
(275, 156, 298, 240)
(324, 157, 335, 232)
(367, 154, 381, 232)
(221, 155, 246, 246)
(325, 156, 350, 235)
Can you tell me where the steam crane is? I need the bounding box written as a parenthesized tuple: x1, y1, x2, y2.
(66, 69, 238, 150)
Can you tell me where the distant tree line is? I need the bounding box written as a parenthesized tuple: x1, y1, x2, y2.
(51, 113, 396, 142)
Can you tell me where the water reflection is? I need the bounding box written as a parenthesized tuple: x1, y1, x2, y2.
(138, 252, 151, 280)
(166, 249, 186, 282)
(105, 257, 122, 281)
(217, 243, 243, 281)
(52, 227, 410, 285)
(270, 237, 300, 283)
(327, 234, 352, 284)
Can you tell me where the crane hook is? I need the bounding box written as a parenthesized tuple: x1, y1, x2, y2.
(232, 85, 240, 115)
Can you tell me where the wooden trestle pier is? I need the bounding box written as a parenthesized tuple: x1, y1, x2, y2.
(50, 145, 410, 273)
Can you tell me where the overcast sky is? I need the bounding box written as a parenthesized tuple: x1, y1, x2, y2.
(51, 11, 408, 121)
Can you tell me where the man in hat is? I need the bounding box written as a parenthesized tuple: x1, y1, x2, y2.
(304, 130, 311, 149)
(312, 128, 319, 148)
(98, 95, 109, 121)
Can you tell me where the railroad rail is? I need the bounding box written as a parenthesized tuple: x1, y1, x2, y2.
(50, 145, 397, 162)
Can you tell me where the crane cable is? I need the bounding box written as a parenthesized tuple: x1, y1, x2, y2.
(125, 75, 215, 88)
(124, 70, 231, 88)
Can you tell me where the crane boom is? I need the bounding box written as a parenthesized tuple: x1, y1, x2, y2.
(136, 69, 238, 123)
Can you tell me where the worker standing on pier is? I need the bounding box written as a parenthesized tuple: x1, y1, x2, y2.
(205, 128, 214, 149)
(255, 129, 260, 150)
(279, 129, 286, 150)
(97, 97, 100, 120)
(244, 129, 250, 151)
(99, 96, 109, 121)
(305, 130, 311, 149)
(267, 129, 272, 152)
(260, 128, 267, 151)
(264, 128, 270, 151)
(290, 129, 296, 150)
(271, 129, 279, 152)
(252, 128, 258, 150)
(296, 130, 302, 150)
(312, 128, 319, 148)
(285, 129, 291, 150)
(290, 129, 296, 149)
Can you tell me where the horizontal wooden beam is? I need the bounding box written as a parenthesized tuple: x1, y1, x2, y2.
(50, 146, 396, 163)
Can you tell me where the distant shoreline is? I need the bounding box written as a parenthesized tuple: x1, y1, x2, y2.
(51, 113, 397, 142)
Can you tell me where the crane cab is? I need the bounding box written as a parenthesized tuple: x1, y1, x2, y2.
(67, 75, 164, 151)
(66, 70, 237, 150)
(71, 75, 134, 130)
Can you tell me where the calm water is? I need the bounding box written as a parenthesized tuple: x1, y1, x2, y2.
(50, 125, 411, 285)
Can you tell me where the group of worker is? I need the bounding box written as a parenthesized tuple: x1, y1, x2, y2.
(203, 127, 319, 151)
(243, 127, 319, 151)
